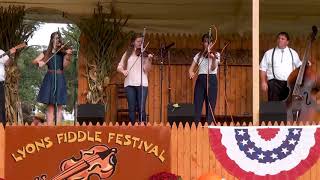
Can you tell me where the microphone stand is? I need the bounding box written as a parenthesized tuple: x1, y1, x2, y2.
(224, 48, 227, 122)
(140, 28, 146, 124)
(159, 44, 164, 123)
(206, 28, 216, 125)
(219, 41, 231, 123)
(168, 50, 172, 105)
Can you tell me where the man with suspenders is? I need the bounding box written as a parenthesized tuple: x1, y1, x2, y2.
(260, 32, 302, 101)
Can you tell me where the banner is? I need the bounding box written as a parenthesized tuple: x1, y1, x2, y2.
(5, 125, 170, 179)
(209, 126, 320, 180)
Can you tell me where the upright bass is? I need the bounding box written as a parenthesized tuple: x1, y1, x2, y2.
(286, 26, 320, 121)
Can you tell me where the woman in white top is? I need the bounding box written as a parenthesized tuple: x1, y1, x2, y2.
(188, 33, 220, 124)
(117, 33, 153, 124)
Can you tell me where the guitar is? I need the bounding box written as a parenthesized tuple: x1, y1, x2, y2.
(0, 42, 27, 59)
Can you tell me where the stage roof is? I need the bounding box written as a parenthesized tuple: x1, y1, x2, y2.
(0, 0, 319, 34)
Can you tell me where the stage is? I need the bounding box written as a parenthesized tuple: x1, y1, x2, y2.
(1, 121, 320, 180)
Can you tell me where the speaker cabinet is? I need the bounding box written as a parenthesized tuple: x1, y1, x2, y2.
(77, 104, 105, 125)
(259, 101, 287, 125)
(167, 103, 195, 126)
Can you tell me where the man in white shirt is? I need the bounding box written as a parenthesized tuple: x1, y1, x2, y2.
(0, 47, 16, 126)
(260, 32, 302, 101)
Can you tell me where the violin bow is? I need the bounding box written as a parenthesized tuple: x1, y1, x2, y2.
(43, 40, 71, 64)
(219, 40, 231, 64)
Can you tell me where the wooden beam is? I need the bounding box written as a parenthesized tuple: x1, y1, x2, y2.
(252, 0, 259, 125)
(0, 125, 4, 178)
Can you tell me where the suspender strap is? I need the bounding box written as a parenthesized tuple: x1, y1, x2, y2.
(271, 47, 294, 80)
(288, 48, 294, 71)
(271, 48, 276, 79)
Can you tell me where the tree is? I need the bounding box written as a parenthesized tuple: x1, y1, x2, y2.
(17, 45, 45, 122)
(60, 24, 80, 112)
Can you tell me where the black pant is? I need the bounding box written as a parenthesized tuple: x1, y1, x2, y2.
(268, 79, 289, 101)
(194, 74, 218, 124)
(0, 82, 5, 126)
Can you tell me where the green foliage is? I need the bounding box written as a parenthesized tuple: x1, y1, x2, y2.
(60, 24, 80, 112)
(18, 46, 44, 104)
(17, 46, 44, 122)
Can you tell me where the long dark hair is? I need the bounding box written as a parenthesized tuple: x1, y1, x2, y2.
(196, 33, 209, 64)
(42, 31, 62, 62)
(123, 33, 143, 70)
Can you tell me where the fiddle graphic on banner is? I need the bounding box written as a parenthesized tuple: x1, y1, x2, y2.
(34, 145, 117, 180)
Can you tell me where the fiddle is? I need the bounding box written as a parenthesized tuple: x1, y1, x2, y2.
(51, 145, 117, 180)
(42, 40, 72, 64)
(56, 40, 73, 55)
(135, 48, 153, 58)
(134, 41, 152, 57)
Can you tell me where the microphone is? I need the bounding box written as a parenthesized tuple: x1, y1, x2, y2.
(142, 27, 146, 37)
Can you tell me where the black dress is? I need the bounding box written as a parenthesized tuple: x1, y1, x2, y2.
(37, 51, 67, 105)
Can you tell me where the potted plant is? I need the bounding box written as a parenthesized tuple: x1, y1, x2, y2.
(73, 3, 131, 124)
(0, 5, 39, 124)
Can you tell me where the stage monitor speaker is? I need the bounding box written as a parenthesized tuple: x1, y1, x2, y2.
(167, 103, 195, 126)
(259, 101, 287, 124)
(77, 104, 105, 125)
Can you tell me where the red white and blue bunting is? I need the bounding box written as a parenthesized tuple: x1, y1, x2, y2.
(209, 126, 320, 180)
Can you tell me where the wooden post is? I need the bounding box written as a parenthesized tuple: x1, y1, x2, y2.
(0, 125, 4, 178)
(252, 0, 260, 125)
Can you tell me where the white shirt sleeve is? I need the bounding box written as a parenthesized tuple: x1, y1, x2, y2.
(193, 53, 200, 64)
(0, 49, 9, 64)
(291, 49, 302, 68)
(215, 52, 221, 63)
(117, 52, 126, 69)
(260, 52, 268, 72)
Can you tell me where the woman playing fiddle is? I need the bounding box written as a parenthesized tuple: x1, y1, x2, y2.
(32, 31, 73, 125)
(188, 33, 220, 124)
(117, 33, 153, 124)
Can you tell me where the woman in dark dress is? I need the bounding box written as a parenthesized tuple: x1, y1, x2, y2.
(32, 31, 72, 125)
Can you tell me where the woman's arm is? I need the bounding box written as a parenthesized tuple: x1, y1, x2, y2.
(143, 54, 153, 73)
(32, 53, 46, 67)
(63, 49, 73, 68)
(117, 52, 128, 76)
(189, 61, 197, 79)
